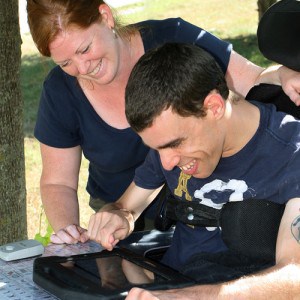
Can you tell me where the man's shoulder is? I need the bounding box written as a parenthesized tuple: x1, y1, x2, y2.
(255, 101, 300, 147)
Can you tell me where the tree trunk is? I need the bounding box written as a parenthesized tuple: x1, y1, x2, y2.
(257, 0, 278, 20)
(0, 0, 27, 243)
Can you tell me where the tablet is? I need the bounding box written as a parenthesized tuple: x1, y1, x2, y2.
(33, 247, 195, 300)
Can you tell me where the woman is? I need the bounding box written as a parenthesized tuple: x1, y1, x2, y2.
(27, 0, 300, 244)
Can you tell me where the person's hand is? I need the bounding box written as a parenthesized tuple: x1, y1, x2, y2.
(279, 66, 300, 106)
(88, 209, 134, 251)
(126, 287, 188, 300)
(126, 287, 160, 300)
(50, 224, 89, 244)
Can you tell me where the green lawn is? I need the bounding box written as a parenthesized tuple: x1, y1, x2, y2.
(23, 0, 273, 238)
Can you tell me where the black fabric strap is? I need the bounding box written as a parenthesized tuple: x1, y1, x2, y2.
(221, 200, 285, 261)
(165, 196, 221, 227)
(157, 195, 285, 260)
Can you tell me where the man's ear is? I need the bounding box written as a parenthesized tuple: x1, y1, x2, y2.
(98, 4, 115, 29)
(203, 93, 225, 120)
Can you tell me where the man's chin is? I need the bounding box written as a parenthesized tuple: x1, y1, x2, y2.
(192, 171, 212, 179)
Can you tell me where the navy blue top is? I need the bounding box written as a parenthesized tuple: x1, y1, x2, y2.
(134, 102, 300, 269)
(34, 18, 232, 202)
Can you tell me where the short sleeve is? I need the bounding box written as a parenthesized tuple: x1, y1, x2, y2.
(174, 18, 232, 73)
(34, 68, 81, 148)
(134, 149, 166, 189)
(140, 18, 232, 74)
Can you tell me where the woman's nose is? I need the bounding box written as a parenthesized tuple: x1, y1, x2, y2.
(76, 58, 91, 75)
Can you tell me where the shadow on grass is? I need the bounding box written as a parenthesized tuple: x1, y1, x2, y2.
(21, 33, 274, 137)
(21, 54, 55, 137)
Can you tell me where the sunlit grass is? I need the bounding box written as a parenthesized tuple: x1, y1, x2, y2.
(25, 137, 93, 238)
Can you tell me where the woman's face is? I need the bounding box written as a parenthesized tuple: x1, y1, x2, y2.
(49, 20, 121, 85)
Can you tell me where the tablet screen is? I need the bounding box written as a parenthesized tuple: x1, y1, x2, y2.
(33, 248, 194, 300)
(60, 255, 156, 290)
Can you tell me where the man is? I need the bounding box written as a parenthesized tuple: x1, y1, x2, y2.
(87, 43, 300, 299)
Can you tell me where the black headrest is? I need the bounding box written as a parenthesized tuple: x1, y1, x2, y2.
(257, 0, 300, 71)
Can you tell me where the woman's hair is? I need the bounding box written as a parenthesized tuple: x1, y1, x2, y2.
(27, 0, 137, 57)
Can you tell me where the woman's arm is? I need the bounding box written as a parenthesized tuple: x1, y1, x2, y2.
(226, 50, 300, 105)
(39, 143, 88, 244)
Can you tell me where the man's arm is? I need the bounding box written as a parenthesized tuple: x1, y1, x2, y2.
(88, 182, 155, 250)
(126, 197, 300, 300)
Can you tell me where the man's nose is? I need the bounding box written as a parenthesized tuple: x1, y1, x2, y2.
(159, 150, 180, 171)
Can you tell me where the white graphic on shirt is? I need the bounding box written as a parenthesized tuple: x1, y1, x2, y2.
(194, 179, 249, 231)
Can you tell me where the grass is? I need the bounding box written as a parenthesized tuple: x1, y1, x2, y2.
(23, 0, 273, 239)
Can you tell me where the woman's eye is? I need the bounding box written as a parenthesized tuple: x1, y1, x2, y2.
(82, 45, 90, 54)
(60, 61, 70, 68)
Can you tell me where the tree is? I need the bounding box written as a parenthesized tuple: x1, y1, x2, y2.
(0, 0, 27, 244)
(257, 0, 278, 20)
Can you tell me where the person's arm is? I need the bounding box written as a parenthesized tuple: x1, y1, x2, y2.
(259, 65, 300, 105)
(226, 50, 300, 105)
(88, 182, 155, 250)
(126, 197, 300, 300)
(171, 18, 300, 104)
(39, 143, 88, 244)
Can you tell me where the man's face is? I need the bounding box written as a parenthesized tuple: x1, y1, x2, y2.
(139, 107, 226, 179)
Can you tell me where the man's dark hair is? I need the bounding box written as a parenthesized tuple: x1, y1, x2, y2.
(125, 43, 229, 132)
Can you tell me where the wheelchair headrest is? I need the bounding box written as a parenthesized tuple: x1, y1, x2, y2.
(257, 0, 300, 71)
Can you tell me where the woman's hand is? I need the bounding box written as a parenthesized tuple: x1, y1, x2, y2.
(50, 224, 89, 244)
(226, 51, 300, 105)
(278, 65, 300, 105)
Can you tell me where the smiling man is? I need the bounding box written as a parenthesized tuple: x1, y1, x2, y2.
(87, 43, 300, 299)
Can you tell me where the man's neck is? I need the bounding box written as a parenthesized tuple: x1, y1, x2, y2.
(222, 95, 260, 157)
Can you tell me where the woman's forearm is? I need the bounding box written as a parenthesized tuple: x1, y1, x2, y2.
(41, 183, 80, 232)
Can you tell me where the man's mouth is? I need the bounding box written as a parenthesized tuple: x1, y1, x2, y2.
(179, 159, 197, 174)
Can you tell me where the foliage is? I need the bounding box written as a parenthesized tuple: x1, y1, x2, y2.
(34, 206, 53, 246)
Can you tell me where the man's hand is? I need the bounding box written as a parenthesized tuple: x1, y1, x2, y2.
(87, 183, 155, 250)
(50, 224, 89, 244)
(87, 209, 134, 251)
